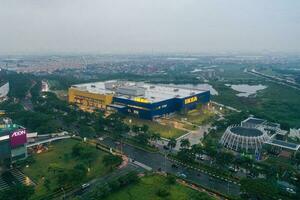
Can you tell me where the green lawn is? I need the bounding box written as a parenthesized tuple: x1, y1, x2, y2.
(125, 117, 187, 139)
(174, 109, 215, 126)
(22, 139, 118, 199)
(104, 175, 214, 200)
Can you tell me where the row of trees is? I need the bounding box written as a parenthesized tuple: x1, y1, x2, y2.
(83, 172, 139, 200)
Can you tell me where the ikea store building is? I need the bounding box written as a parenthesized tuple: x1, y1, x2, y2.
(69, 81, 210, 120)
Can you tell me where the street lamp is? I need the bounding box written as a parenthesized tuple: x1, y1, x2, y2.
(61, 187, 65, 199)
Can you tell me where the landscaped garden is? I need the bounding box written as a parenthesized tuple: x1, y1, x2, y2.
(174, 109, 216, 126)
(22, 139, 121, 199)
(103, 174, 214, 200)
(125, 117, 187, 139)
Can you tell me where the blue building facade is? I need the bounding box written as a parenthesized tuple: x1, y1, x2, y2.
(110, 91, 210, 120)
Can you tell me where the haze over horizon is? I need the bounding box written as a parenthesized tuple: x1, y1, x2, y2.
(0, 0, 300, 55)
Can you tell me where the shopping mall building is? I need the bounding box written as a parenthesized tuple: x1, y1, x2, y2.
(68, 81, 210, 120)
(0, 118, 27, 164)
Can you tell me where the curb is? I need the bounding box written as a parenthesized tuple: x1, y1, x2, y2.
(168, 157, 241, 186)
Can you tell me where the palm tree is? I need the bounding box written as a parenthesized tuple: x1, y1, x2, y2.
(167, 138, 177, 150)
(180, 139, 190, 149)
(150, 132, 160, 144)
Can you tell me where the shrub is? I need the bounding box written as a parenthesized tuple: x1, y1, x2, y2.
(156, 187, 170, 197)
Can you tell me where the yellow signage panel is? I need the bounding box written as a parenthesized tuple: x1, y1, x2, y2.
(134, 97, 150, 103)
(185, 96, 198, 104)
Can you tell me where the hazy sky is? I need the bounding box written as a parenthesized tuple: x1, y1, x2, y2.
(0, 0, 300, 55)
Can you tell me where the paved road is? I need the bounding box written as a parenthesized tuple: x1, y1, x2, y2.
(69, 163, 144, 199)
(101, 137, 240, 197)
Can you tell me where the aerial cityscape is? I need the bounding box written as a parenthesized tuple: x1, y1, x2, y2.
(0, 1, 300, 200)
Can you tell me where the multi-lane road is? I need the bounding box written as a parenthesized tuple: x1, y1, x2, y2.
(100, 137, 240, 197)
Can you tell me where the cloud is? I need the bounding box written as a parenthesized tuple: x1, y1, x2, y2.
(0, 0, 299, 54)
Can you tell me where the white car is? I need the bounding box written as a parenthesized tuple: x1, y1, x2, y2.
(286, 188, 296, 194)
(81, 183, 90, 189)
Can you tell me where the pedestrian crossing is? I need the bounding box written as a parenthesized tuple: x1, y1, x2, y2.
(9, 168, 36, 186)
(0, 177, 9, 191)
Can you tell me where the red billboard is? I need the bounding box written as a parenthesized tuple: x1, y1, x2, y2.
(10, 129, 27, 148)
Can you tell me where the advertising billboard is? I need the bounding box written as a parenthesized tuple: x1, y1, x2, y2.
(10, 129, 27, 148)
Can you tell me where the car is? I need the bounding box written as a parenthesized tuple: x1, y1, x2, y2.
(196, 155, 205, 161)
(291, 177, 298, 181)
(177, 172, 187, 179)
(286, 188, 296, 194)
(228, 166, 238, 172)
(81, 183, 90, 189)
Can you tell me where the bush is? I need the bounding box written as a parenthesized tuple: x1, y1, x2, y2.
(156, 187, 170, 197)
(166, 174, 176, 184)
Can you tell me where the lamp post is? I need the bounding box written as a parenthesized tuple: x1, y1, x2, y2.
(61, 187, 65, 199)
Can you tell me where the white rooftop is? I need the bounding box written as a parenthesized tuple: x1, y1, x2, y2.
(72, 81, 208, 103)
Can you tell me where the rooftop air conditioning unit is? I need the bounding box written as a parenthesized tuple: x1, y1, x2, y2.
(174, 88, 179, 92)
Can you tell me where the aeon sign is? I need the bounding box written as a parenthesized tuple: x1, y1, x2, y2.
(10, 129, 27, 148)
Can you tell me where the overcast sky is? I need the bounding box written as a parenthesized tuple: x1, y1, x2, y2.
(0, 0, 299, 55)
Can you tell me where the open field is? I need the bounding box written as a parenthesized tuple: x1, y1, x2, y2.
(104, 174, 214, 200)
(125, 117, 187, 139)
(22, 139, 118, 199)
(212, 81, 300, 128)
(210, 65, 300, 128)
(174, 109, 215, 126)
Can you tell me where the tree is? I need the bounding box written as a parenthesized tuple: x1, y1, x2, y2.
(141, 124, 149, 133)
(134, 133, 150, 145)
(216, 151, 235, 166)
(0, 184, 34, 200)
(156, 187, 170, 198)
(240, 178, 280, 200)
(150, 132, 160, 143)
(177, 149, 195, 163)
(180, 138, 190, 149)
(191, 144, 204, 155)
(73, 163, 88, 181)
(167, 138, 177, 150)
(166, 174, 176, 185)
(44, 178, 51, 190)
(132, 125, 140, 133)
(103, 154, 122, 170)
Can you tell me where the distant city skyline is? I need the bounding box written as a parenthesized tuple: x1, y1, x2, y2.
(0, 0, 300, 55)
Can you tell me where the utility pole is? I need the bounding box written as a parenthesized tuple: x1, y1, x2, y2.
(164, 153, 167, 172)
(61, 187, 65, 200)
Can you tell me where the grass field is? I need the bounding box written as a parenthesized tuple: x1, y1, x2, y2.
(212, 81, 300, 128)
(174, 109, 215, 126)
(22, 139, 116, 199)
(104, 175, 214, 200)
(125, 117, 187, 139)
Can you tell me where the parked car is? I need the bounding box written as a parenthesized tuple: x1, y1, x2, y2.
(177, 172, 187, 179)
(81, 183, 90, 189)
(286, 188, 296, 194)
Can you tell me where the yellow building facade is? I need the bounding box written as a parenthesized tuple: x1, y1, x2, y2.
(68, 87, 113, 111)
